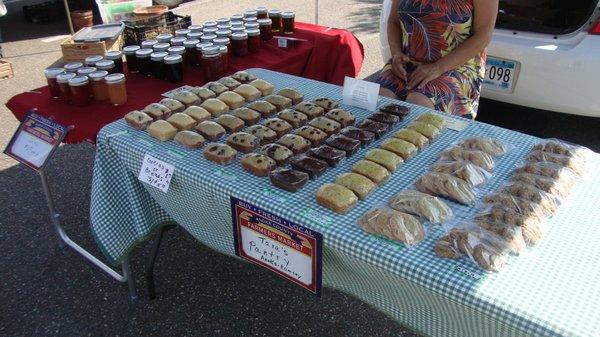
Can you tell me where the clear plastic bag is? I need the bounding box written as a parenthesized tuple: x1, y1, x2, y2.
(415, 172, 476, 205)
(532, 139, 591, 162)
(474, 206, 544, 248)
(431, 160, 490, 186)
(510, 172, 574, 199)
(526, 150, 586, 176)
(440, 146, 495, 172)
(388, 189, 453, 224)
(483, 192, 549, 218)
(357, 207, 426, 247)
(515, 161, 578, 183)
(497, 181, 560, 215)
(458, 137, 506, 157)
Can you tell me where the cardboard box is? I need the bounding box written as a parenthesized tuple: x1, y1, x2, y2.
(60, 30, 123, 63)
(0, 59, 14, 79)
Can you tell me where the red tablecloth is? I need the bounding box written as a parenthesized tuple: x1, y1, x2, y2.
(6, 22, 364, 144)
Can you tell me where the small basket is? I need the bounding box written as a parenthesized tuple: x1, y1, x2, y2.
(0, 59, 14, 80)
(122, 11, 192, 46)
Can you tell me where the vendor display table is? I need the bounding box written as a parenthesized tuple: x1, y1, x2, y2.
(91, 69, 600, 337)
(5, 22, 363, 144)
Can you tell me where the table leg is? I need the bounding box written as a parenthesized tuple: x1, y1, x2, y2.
(122, 255, 137, 299)
(146, 224, 177, 299)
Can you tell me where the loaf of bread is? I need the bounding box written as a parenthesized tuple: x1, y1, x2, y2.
(174, 130, 205, 149)
(335, 172, 376, 200)
(218, 91, 246, 109)
(315, 183, 358, 214)
(124, 110, 153, 130)
(147, 120, 178, 141)
(203, 143, 237, 165)
(166, 113, 197, 131)
(200, 98, 229, 117)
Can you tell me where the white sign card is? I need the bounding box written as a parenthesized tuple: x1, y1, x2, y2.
(342, 76, 380, 111)
(277, 38, 288, 48)
(138, 154, 175, 193)
(445, 117, 470, 132)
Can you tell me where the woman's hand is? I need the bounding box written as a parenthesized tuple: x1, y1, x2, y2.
(407, 63, 444, 89)
(391, 52, 410, 80)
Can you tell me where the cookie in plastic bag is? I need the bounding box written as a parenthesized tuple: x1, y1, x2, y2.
(440, 146, 495, 172)
(526, 150, 586, 176)
(458, 137, 506, 156)
(499, 182, 559, 215)
(358, 207, 425, 246)
(474, 220, 526, 254)
(431, 160, 489, 186)
(510, 172, 574, 199)
(483, 192, 549, 218)
(532, 139, 590, 162)
(515, 161, 578, 183)
(415, 172, 476, 205)
(388, 189, 453, 224)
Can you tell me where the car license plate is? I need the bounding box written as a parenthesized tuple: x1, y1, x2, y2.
(483, 57, 519, 93)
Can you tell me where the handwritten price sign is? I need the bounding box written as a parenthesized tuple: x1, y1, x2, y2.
(138, 154, 175, 193)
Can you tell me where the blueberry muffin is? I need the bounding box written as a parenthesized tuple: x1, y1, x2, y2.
(216, 114, 245, 133)
(248, 100, 277, 117)
(277, 88, 304, 105)
(308, 116, 341, 135)
(226, 132, 259, 152)
(244, 125, 278, 145)
(260, 143, 294, 165)
(195, 120, 226, 141)
(230, 107, 261, 125)
(295, 125, 328, 146)
(203, 143, 237, 165)
(263, 118, 293, 137)
(277, 134, 311, 155)
(295, 102, 324, 118)
(325, 108, 356, 127)
(241, 153, 276, 176)
(265, 94, 293, 111)
(278, 109, 308, 128)
(312, 97, 339, 111)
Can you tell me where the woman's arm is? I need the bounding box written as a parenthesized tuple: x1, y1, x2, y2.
(407, 0, 499, 89)
(387, 0, 410, 80)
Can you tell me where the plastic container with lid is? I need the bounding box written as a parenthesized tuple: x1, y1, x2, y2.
(95, 60, 116, 74)
(187, 32, 203, 40)
(135, 48, 154, 76)
(231, 32, 249, 57)
(256, 7, 268, 19)
(218, 45, 228, 73)
(64, 62, 84, 73)
(123, 45, 141, 73)
(68, 76, 91, 106)
(230, 26, 246, 34)
(230, 20, 244, 27)
(217, 17, 230, 25)
(105, 73, 127, 106)
(170, 36, 187, 46)
(84, 55, 103, 67)
(156, 33, 174, 43)
(217, 23, 231, 30)
(258, 18, 273, 41)
(175, 29, 191, 37)
(201, 34, 217, 43)
(151, 51, 168, 80)
(57, 73, 76, 102)
(230, 14, 244, 22)
(203, 21, 218, 29)
(216, 29, 232, 38)
(45, 68, 65, 98)
(77, 67, 97, 77)
(268, 9, 282, 33)
(141, 39, 158, 49)
(244, 16, 258, 24)
(188, 25, 203, 33)
(213, 37, 231, 57)
(203, 27, 218, 35)
(164, 55, 184, 83)
(105, 50, 124, 73)
(184, 39, 200, 67)
(153, 43, 170, 52)
(244, 22, 259, 30)
(168, 46, 185, 55)
(88, 70, 109, 101)
(201, 46, 221, 81)
(246, 29, 261, 53)
(282, 11, 295, 34)
(244, 10, 257, 18)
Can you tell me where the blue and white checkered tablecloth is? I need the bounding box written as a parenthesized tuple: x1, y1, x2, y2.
(91, 68, 600, 337)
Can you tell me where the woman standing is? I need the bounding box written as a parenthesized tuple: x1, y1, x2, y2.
(377, 0, 498, 119)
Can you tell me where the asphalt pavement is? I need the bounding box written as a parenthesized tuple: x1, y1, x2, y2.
(0, 0, 599, 336)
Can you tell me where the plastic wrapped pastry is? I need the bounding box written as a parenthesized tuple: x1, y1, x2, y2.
(335, 172, 377, 200)
(358, 208, 425, 246)
(415, 172, 476, 205)
(458, 137, 506, 156)
(483, 192, 549, 218)
(440, 146, 495, 172)
(364, 148, 403, 171)
(393, 129, 429, 150)
(498, 182, 559, 214)
(147, 120, 177, 141)
(174, 130, 205, 149)
(510, 172, 573, 199)
(526, 150, 585, 176)
(515, 161, 578, 182)
(431, 160, 489, 186)
(315, 183, 358, 214)
(407, 121, 440, 140)
(124, 110, 153, 130)
(388, 189, 453, 224)
(475, 205, 544, 229)
(474, 220, 526, 254)
(379, 138, 417, 160)
(415, 113, 446, 130)
(532, 139, 589, 161)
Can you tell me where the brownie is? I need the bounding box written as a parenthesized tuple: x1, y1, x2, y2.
(369, 112, 400, 125)
(325, 134, 361, 157)
(356, 119, 390, 138)
(379, 104, 411, 117)
(290, 155, 328, 179)
(269, 168, 309, 192)
(340, 126, 375, 147)
(308, 145, 346, 167)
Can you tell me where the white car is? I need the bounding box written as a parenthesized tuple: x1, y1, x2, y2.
(379, 0, 600, 118)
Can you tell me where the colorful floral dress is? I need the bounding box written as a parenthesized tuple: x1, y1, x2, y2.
(377, 0, 486, 117)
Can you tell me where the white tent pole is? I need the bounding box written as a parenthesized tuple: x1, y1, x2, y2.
(62, 0, 74, 34)
(315, 0, 319, 24)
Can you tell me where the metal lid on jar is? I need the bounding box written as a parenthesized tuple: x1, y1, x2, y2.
(256, 7, 268, 14)
(216, 29, 232, 38)
(141, 39, 158, 48)
(68, 76, 89, 86)
(122, 45, 141, 55)
(196, 42, 213, 51)
(217, 17, 230, 25)
(203, 21, 218, 28)
(203, 27, 218, 34)
(230, 14, 244, 21)
(268, 9, 281, 16)
(167, 46, 186, 55)
(136, 48, 153, 58)
(44, 67, 65, 79)
(201, 34, 217, 42)
(246, 28, 260, 37)
(213, 37, 230, 46)
(217, 24, 231, 30)
(153, 43, 171, 51)
(64, 62, 84, 72)
(77, 67, 97, 76)
(244, 10, 257, 18)
(150, 51, 169, 61)
(188, 25, 203, 33)
(84, 56, 103, 65)
(231, 32, 248, 40)
(183, 39, 200, 48)
(56, 72, 76, 83)
(175, 29, 191, 37)
(105, 51, 123, 60)
(218, 45, 228, 54)
(170, 37, 187, 46)
(244, 22, 259, 29)
(257, 18, 272, 26)
(105, 73, 126, 84)
(230, 20, 244, 27)
(244, 16, 258, 22)
(282, 11, 295, 18)
(164, 55, 183, 64)
(156, 33, 174, 42)
(95, 60, 115, 70)
(230, 26, 246, 33)
(201, 45, 220, 56)
(187, 32, 203, 39)
(88, 70, 109, 81)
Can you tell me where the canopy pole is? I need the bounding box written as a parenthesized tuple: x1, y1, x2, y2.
(62, 0, 75, 34)
(315, 0, 319, 24)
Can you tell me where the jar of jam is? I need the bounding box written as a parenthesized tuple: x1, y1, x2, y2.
(153, 43, 170, 52)
(45, 68, 65, 98)
(203, 27, 218, 35)
(88, 70, 109, 100)
(170, 36, 187, 46)
(217, 24, 231, 31)
(156, 33, 173, 43)
(95, 60, 115, 74)
(141, 39, 158, 49)
(188, 25, 203, 33)
(268, 9, 282, 33)
(64, 62, 83, 73)
(231, 21, 244, 28)
(216, 29, 232, 38)
(244, 10, 257, 18)
(183, 39, 200, 67)
(247, 29, 261, 53)
(106, 73, 127, 106)
(77, 67, 97, 77)
(187, 32, 203, 40)
(68, 76, 91, 107)
(136, 48, 154, 76)
(105, 51, 124, 73)
(201, 46, 222, 81)
(217, 17, 230, 26)
(282, 11, 295, 34)
(213, 37, 231, 56)
(230, 26, 246, 34)
(151, 52, 168, 80)
(84, 55, 103, 67)
(244, 17, 258, 24)
(203, 21, 218, 29)
(230, 14, 244, 22)
(164, 55, 184, 83)
(231, 32, 249, 57)
(56, 73, 76, 102)
(258, 19, 273, 41)
(196, 42, 213, 55)
(201, 34, 217, 43)
(244, 22, 259, 30)
(218, 45, 228, 73)
(123, 45, 141, 73)
(175, 29, 191, 37)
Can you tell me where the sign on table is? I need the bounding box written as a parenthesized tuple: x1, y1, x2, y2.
(231, 197, 323, 296)
(4, 110, 68, 170)
(138, 154, 174, 193)
(342, 76, 380, 111)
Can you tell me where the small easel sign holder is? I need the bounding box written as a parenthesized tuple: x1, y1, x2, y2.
(4, 110, 137, 298)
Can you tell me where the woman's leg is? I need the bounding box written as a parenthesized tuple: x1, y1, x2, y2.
(379, 87, 398, 99)
(406, 92, 435, 109)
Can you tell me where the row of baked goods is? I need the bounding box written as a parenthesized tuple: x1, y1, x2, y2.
(435, 139, 589, 272)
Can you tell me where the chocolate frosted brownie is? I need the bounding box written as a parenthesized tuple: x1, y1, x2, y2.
(340, 126, 375, 146)
(308, 145, 346, 167)
(269, 168, 309, 192)
(325, 134, 361, 157)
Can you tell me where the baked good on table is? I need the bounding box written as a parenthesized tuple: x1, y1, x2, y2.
(364, 148, 403, 171)
(124, 110, 153, 130)
(277, 134, 311, 155)
(173, 90, 200, 107)
(325, 108, 356, 127)
(143, 103, 171, 120)
(325, 134, 361, 157)
(233, 84, 262, 102)
(315, 183, 358, 214)
(290, 155, 328, 179)
(231, 71, 257, 84)
(393, 129, 429, 150)
(474, 221, 527, 254)
(357, 208, 425, 246)
(483, 192, 548, 218)
(260, 143, 294, 165)
(388, 189, 453, 224)
(248, 100, 277, 117)
(357, 119, 390, 138)
(249, 79, 275, 96)
(241, 153, 276, 176)
(244, 125, 278, 145)
(312, 97, 339, 111)
(459, 137, 506, 156)
(200, 98, 229, 117)
(510, 172, 572, 199)
(434, 232, 462, 259)
(190, 87, 216, 101)
(308, 145, 346, 167)
(335, 172, 376, 200)
(431, 160, 488, 186)
(416, 113, 446, 130)
(532, 140, 586, 158)
(526, 150, 585, 175)
(440, 146, 495, 172)
(295, 125, 328, 146)
(204, 81, 228, 95)
(380, 138, 417, 160)
(174, 130, 205, 149)
(217, 91, 245, 109)
(278, 109, 308, 128)
(263, 118, 293, 137)
(475, 205, 543, 229)
(369, 112, 400, 125)
(407, 121, 440, 140)
(499, 182, 558, 214)
(340, 126, 375, 147)
(472, 243, 508, 272)
(265, 94, 293, 111)
(352, 160, 390, 185)
(203, 143, 237, 165)
(183, 106, 211, 123)
(230, 107, 261, 125)
(308, 117, 341, 135)
(166, 113, 197, 131)
(195, 121, 226, 141)
(215, 114, 244, 133)
(415, 172, 476, 205)
(159, 98, 185, 113)
(515, 161, 577, 181)
(270, 168, 309, 192)
(277, 88, 304, 105)
(226, 132, 259, 152)
(148, 120, 177, 141)
(218, 76, 242, 90)
(379, 104, 410, 117)
(294, 102, 324, 118)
